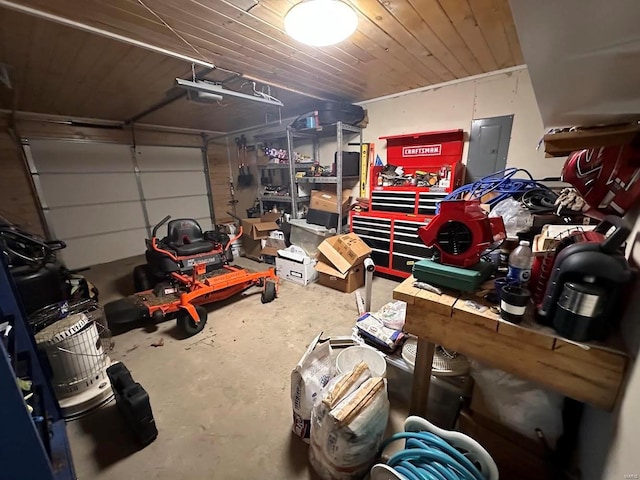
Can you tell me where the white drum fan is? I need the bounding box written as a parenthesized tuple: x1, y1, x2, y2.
(402, 337, 470, 376)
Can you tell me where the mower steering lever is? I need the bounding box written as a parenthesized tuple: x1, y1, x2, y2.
(152, 215, 172, 238)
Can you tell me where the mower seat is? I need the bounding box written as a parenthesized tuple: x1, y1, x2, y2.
(166, 219, 215, 256)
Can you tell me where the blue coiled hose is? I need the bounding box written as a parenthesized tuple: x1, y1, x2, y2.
(380, 431, 485, 480)
(436, 168, 552, 213)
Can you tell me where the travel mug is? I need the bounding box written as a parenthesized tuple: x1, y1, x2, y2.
(500, 285, 530, 324)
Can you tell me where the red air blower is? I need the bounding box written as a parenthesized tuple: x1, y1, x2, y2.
(418, 200, 506, 267)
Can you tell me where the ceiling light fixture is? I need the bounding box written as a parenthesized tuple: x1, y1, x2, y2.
(175, 78, 284, 107)
(284, 0, 358, 47)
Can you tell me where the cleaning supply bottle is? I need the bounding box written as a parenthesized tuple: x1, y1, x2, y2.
(507, 240, 533, 285)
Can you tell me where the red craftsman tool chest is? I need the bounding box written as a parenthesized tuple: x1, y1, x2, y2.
(370, 129, 465, 215)
(351, 129, 465, 278)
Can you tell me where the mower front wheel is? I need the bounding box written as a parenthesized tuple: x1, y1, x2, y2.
(177, 305, 208, 337)
(261, 280, 277, 304)
(133, 265, 153, 292)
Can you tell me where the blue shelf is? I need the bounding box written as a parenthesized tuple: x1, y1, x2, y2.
(0, 255, 76, 480)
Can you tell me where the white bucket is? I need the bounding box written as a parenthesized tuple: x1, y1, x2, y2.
(224, 222, 244, 257)
(336, 345, 387, 378)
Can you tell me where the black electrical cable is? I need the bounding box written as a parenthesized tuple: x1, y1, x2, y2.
(520, 188, 559, 213)
(480, 240, 503, 263)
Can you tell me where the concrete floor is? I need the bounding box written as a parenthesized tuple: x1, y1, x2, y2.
(67, 255, 409, 479)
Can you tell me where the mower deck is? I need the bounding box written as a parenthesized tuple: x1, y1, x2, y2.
(144, 265, 264, 310)
(105, 264, 278, 331)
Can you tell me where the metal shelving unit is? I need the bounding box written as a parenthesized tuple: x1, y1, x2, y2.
(257, 164, 290, 170)
(256, 121, 362, 227)
(258, 194, 310, 202)
(256, 162, 314, 214)
(296, 175, 360, 184)
(255, 129, 315, 215)
(290, 122, 362, 230)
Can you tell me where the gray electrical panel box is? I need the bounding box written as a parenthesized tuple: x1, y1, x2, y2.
(466, 115, 514, 181)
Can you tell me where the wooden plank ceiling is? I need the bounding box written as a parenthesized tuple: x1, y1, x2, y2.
(0, 0, 523, 132)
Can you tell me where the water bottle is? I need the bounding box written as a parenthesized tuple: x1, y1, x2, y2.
(507, 240, 533, 285)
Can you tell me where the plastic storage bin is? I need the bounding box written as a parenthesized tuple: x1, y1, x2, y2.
(385, 355, 473, 429)
(288, 218, 334, 256)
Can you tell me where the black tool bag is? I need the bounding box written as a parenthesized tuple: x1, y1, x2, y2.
(107, 362, 158, 446)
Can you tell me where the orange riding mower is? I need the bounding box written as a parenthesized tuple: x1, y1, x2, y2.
(104, 215, 278, 337)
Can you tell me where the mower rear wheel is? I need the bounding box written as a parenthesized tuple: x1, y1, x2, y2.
(177, 305, 208, 337)
(261, 280, 277, 304)
(133, 265, 153, 292)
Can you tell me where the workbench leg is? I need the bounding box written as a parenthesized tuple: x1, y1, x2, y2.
(410, 339, 436, 418)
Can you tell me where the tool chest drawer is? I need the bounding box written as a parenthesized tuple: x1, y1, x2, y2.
(350, 211, 432, 277)
(418, 191, 448, 215)
(392, 252, 422, 274)
(371, 191, 417, 214)
(370, 190, 448, 215)
(351, 216, 391, 235)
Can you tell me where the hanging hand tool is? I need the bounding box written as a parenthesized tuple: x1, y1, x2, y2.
(235, 135, 248, 171)
(240, 134, 247, 166)
(234, 136, 242, 167)
(229, 178, 238, 217)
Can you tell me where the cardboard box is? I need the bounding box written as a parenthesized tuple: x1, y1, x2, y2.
(261, 237, 287, 258)
(315, 259, 364, 293)
(242, 236, 263, 261)
(276, 255, 318, 286)
(261, 212, 281, 223)
(240, 216, 280, 261)
(240, 217, 279, 240)
(242, 236, 287, 262)
(465, 384, 552, 480)
(317, 233, 372, 274)
(310, 190, 352, 214)
(457, 409, 552, 480)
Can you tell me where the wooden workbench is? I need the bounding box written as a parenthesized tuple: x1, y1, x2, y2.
(393, 276, 628, 414)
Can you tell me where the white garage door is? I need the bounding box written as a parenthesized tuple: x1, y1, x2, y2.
(135, 145, 211, 227)
(26, 140, 211, 269)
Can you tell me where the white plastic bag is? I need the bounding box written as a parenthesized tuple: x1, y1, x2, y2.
(291, 333, 333, 442)
(375, 300, 407, 330)
(309, 362, 390, 480)
(489, 197, 533, 238)
(470, 361, 564, 448)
